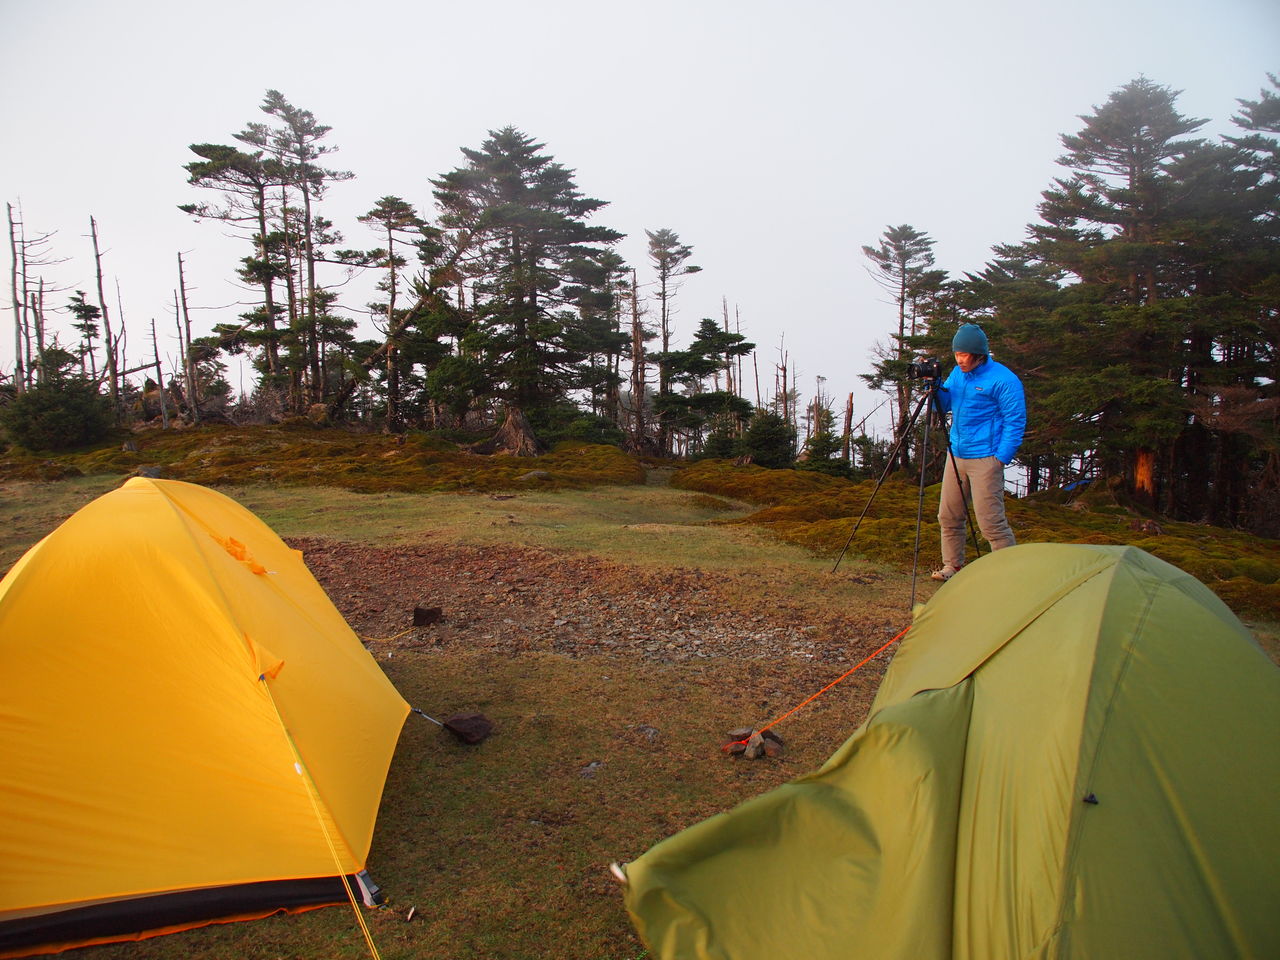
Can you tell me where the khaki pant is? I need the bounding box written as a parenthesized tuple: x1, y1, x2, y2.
(938, 454, 1016, 570)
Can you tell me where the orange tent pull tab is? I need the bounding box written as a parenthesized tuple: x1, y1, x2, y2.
(213, 535, 268, 575)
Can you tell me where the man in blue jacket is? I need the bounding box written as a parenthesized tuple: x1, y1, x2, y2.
(931, 323, 1026, 581)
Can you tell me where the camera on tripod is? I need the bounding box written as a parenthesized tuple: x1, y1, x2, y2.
(906, 356, 942, 382)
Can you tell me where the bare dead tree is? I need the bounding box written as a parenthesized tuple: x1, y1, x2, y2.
(30, 286, 46, 383)
(628, 268, 649, 446)
(6, 203, 23, 394)
(734, 304, 744, 402)
(843, 392, 854, 463)
(176, 257, 201, 424)
(151, 317, 170, 429)
(775, 338, 791, 423)
(88, 216, 121, 411)
(8, 205, 66, 391)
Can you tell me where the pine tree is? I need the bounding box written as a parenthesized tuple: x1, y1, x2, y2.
(646, 228, 701, 455)
(238, 90, 354, 407)
(654, 317, 754, 453)
(359, 196, 425, 431)
(66, 291, 101, 378)
(995, 76, 1279, 526)
(741, 409, 795, 469)
(181, 143, 288, 380)
(1034, 76, 1206, 305)
(432, 128, 622, 450)
(797, 402, 849, 476)
(861, 224, 945, 471)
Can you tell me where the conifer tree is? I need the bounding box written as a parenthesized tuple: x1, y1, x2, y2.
(219, 91, 354, 408)
(984, 76, 1279, 526)
(653, 317, 753, 453)
(646, 228, 701, 454)
(359, 196, 425, 431)
(181, 143, 287, 379)
(861, 224, 945, 471)
(66, 291, 101, 378)
(432, 127, 622, 450)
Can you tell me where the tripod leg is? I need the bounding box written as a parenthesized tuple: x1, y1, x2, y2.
(910, 391, 934, 608)
(831, 390, 931, 574)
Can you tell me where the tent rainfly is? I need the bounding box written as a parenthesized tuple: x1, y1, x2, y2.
(622, 543, 1280, 960)
(0, 478, 409, 958)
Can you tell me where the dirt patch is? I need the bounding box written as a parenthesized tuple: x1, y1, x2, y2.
(293, 537, 901, 670)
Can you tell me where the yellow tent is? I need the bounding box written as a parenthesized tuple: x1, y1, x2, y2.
(622, 543, 1280, 959)
(0, 478, 409, 957)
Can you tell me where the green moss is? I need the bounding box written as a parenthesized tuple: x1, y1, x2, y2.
(1212, 578, 1280, 619)
(0, 426, 646, 495)
(1236, 559, 1280, 585)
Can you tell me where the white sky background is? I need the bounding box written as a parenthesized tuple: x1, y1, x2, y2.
(2, 0, 1277, 434)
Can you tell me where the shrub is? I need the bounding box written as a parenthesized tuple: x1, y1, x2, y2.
(699, 425, 740, 460)
(1, 379, 112, 451)
(527, 404, 626, 448)
(741, 411, 795, 469)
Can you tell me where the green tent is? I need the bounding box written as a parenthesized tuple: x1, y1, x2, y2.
(621, 544, 1279, 959)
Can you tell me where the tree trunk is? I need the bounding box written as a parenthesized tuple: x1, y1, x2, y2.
(31, 288, 46, 383)
(843, 392, 854, 463)
(384, 224, 402, 433)
(90, 217, 119, 411)
(721, 297, 733, 395)
(471, 405, 542, 457)
(151, 318, 169, 429)
(1133, 447, 1156, 505)
(177, 254, 201, 424)
(629, 270, 646, 446)
(255, 184, 280, 376)
(301, 184, 322, 404)
(6, 204, 24, 394)
(279, 184, 302, 412)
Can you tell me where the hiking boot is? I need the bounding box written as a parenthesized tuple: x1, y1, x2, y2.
(930, 565, 961, 582)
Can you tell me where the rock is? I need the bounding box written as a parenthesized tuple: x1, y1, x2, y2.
(1129, 519, 1164, 535)
(443, 713, 492, 744)
(413, 606, 443, 626)
(519, 470, 551, 481)
(580, 760, 606, 779)
(723, 727, 784, 759)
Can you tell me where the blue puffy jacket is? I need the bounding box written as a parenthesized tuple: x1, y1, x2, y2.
(935, 357, 1026, 464)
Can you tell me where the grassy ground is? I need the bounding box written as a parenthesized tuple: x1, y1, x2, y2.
(2, 428, 1277, 958)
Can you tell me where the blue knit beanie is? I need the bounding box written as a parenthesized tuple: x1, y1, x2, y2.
(951, 323, 989, 355)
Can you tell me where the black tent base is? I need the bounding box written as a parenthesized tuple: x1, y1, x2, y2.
(0, 875, 363, 956)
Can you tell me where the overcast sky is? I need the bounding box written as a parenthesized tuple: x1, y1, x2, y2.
(2, 0, 1277, 430)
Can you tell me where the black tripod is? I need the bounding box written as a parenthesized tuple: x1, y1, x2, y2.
(832, 381, 983, 608)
